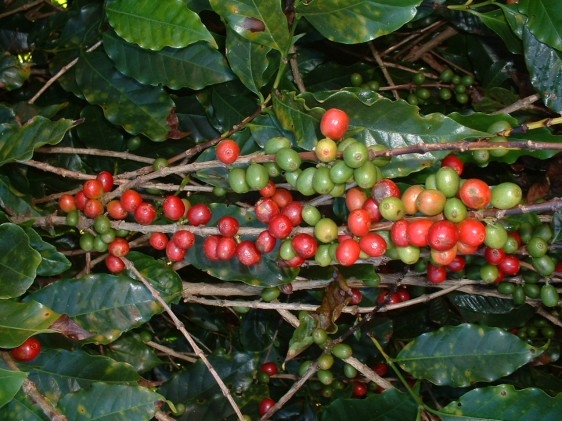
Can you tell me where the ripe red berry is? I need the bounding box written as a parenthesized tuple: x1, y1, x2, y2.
(203, 235, 221, 261)
(96, 171, 114, 192)
(236, 240, 261, 266)
(259, 179, 277, 198)
(271, 188, 293, 209)
(459, 179, 491, 210)
(427, 263, 447, 284)
(336, 238, 361, 266)
(120, 189, 143, 212)
(447, 255, 466, 272)
(106, 200, 128, 220)
(406, 218, 433, 247)
(149, 232, 169, 250)
(255, 197, 280, 224)
(359, 232, 387, 257)
(397, 287, 410, 302)
(457, 219, 486, 248)
(261, 362, 278, 376)
(391, 219, 410, 247)
(58, 194, 76, 213)
(108, 238, 130, 257)
(172, 230, 195, 250)
(362, 197, 382, 222)
(217, 216, 240, 237)
(427, 220, 458, 251)
(83, 179, 104, 199)
(441, 154, 464, 175)
(373, 362, 389, 377)
(258, 398, 276, 416)
(166, 240, 186, 262)
(484, 247, 506, 265)
(216, 139, 240, 164)
(281, 201, 303, 226)
(162, 195, 186, 221)
(347, 208, 371, 237)
(353, 381, 368, 398)
(11, 337, 41, 362)
(216, 236, 237, 260)
(106, 255, 125, 273)
(349, 288, 363, 305)
(268, 214, 293, 239)
(187, 203, 212, 226)
(134, 202, 157, 225)
(372, 179, 400, 204)
(83, 199, 104, 218)
(498, 254, 520, 276)
(292, 233, 318, 259)
(74, 190, 88, 210)
(320, 108, 349, 140)
(256, 230, 277, 254)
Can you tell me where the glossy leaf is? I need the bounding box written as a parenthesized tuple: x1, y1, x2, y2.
(59, 383, 162, 420)
(519, 0, 562, 52)
(210, 0, 291, 53)
(0, 176, 43, 218)
(20, 348, 139, 403)
(0, 52, 30, 90)
(0, 368, 27, 410)
(440, 384, 562, 420)
(75, 50, 174, 141)
(0, 389, 44, 419)
(159, 351, 259, 421)
(286, 311, 315, 361)
(104, 334, 162, 374)
(0, 223, 42, 299)
(523, 27, 562, 113)
(296, 0, 422, 44)
(395, 323, 541, 387)
(77, 106, 124, 151)
(0, 116, 74, 166)
(25, 269, 179, 344)
(470, 9, 521, 54)
(320, 389, 418, 421)
(25, 228, 71, 277)
(0, 300, 60, 348)
(103, 30, 234, 90)
(105, 0, 216, 50)
(225, 27, 278, 97)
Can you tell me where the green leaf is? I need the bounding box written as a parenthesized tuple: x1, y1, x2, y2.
(395, 323, 541, 387)
(296, 0, 422, 44)
(159, 351, 259, 421)
(440, 384, 562, 420)
(0, 52, 30, 91)
(59, 383, 162, 421)
(210, 0, 291, 53)
(225, 27, 278, 97)
(0, 368, 27, 410)
(103, 30, 234, 90)
(0, 175, 43, 218)
(0, 300, 60, 348)
(519, 0, 562, 52)
(104, 334, 162, 374)
(76, 50, 174, 141)
(0, 116, 74, 166)
(25, 272, 174, 344)
(523, 27, 562, 113)
(470, 9, 522, 54)
(25, 228, 71, 277)
(105, 0, 216, 50)
(0, 388, 45, 419)
(21, 348, 139, 404)
(77, 106, 124, 152)
(286, 311, 315, 361)
(320, 389, 418, 421)
(0, 223, 42, 299)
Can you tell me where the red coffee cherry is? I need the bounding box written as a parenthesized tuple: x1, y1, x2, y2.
(292, 233, 318, 259)
(58, 194, 76, 213)
(166, 240, 186, 262)
(106, 255, 125, 273)
(106, 200, 128, 220)
(108, 238, 130, 257)
(172, 230, 195, 250)
(83, 179, 104, 199)
(216, 139, 240, 164)
(320, 108, 349, 140)
(203, 235, 221, 261)
(149, 232, 169, 250)
(216, 236, 237, 260)
(256, 230, 277, 254)
(120, 189, 143, 213)
(268, 214, 293, 239)
(217, 216, 240, 237)
(83, 199, 104, 218)
(134, 202, 157, 225)
(11, 337, 41, 362)
(162, 195, 186, 221)
(96, 171, 114, 192)
(236, 240, 261, 266)
(187, 203, 212, 226)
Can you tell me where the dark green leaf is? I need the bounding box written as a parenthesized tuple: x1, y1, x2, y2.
(105, 0, 216, 50)
(77, 106, 124, 152)
(210, 0, 291, 53)
(0, 368, 27, 410)
(0, 388, 45, 419)
(225, 27, 278, 97)
(76, 50, 174, 141)
(0, 300, 60, 348)
(25, 228, 71, 277)
(320, 389, 418, 421)
(440, 384, 562, 420)
(159, 351, 260, 421)
(21, 348, 139, 403)
(0, 52, 30, 91)
(470, 9, 521, 54)
(296, 0, 422, 44)
(59, 383, 162, 421)
(26, 272, 172, 344)
(523, 27, 562, 113)
(0, 116, 74, 166)
(0, 223, 42, 299)
(104, 334, 162, 373)
(126, 251, 183, 302)
(519, 0, 562, 52)
(286, 311, 315, 361)
(103, 30, 234, 90)
(395, 323, 541, 387)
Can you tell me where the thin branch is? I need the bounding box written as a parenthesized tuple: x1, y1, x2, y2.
(123, 258, 245, 421)
(403, 26, 458, 62)
(28, 40, 102, 104)
(2, 352, 68, 421)
(0, 0, 44, 19)
(289, 45, 306, 93)
(493, 94, 542, 115)
(369, 43, 399, 100)
(36, 147, 154, 164)
(145, 340, 197, 363)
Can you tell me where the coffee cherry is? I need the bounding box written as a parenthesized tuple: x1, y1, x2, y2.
(315, 137, 338, 162)
(427, 262, 447, 283)
(149, 232, 168, 250)
(246, 163, 269, 190)
(332, 343, 353, 359)
(312, 166, 335, 194)
(120, 189, 143, 212)
(259, 179, 277, 198)
(236, 240, 261, 266)
(401, 185, 424, 215)
(275, 147, 302, 171)
(491, 182, 522, 210)
(268, 214, 293, 239)
(152, 157, 168, 171)
(108, 238, 130, 257)
(318, 354, 335, 370)
(216, 139, 240, 164)
(228, 167, 250, 194)
(187, 203, 212, 226)
(441, 154, 464, 175)
(336, 239, 361, 266)
(359, 232, 387, 257)
(261, 362, 278, 376)
(217, 216, 240, 237)
(353, 382, 368, 398)
(347, 209, 371, 237)
(320, 108, 349, 140)
(203, 235, 220, 261)
(480, 264, 500, 284)
(372, 179, 400, 204)
(427, 220, 458, 251)
(281, 201, 303, 226)
(106, 255, 125, 273)
(354, 161, 381, 189)
(172, 230, 195, 250)
(96, 171, 114, 192)
(484, 223, 508, 249)
(541, 284, 559, 308)
(256, 230, 276, 254)
(106, 200, 128, 220)
(255, 197, 280, 224)
(134, 202, 157, 225)
(83, 179, 104, 199)
(396, 245, 420, 265)
(292, 233, 318, 259)
(258, 398, 275, 416)
(459, 179, 491, 210)
(343, 141, 369, 168)
(415, 189, 446, 216)
(216, 236, 237, 260)
(443, 197, 467, 223)
(457, 219, 486, 247)
(162, 195, 186, 221)
(261, 286, 280, 302)
(83, 199, 104, 218)
(58, 194, 76, 213)
(435, 167, 460, 198)
(11, 337, 41, 362)
(391, 219, 410, 247)
(379, 196, 405, 221)
(314, 218, 339, 243)
(349, 288, 363, 305)
(330, 160, 354, 184)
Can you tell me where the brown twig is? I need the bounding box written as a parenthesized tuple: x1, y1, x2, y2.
(369, 43, 399, 100)
(403, 26, 458, 62)
(122, 258, 245, 421)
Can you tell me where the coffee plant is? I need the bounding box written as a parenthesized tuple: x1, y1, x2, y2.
(2, 0, 562, 419)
